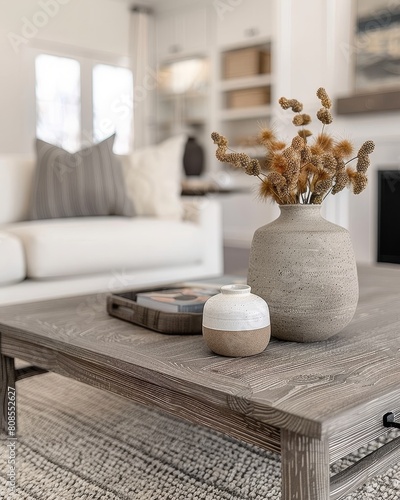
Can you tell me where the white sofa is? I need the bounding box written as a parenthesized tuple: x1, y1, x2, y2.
(0, 155, 223, 306)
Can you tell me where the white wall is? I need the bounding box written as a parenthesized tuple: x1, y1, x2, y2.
(0, 0, 131, 154)
(224, 0, 400, 264)
(1, 0, 399, 263)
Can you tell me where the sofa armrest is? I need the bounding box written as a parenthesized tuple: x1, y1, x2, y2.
(182, 197, 223, 277)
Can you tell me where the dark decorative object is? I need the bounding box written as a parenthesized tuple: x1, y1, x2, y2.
(183, 137, 204, 176)
(377, 170, 400, 264)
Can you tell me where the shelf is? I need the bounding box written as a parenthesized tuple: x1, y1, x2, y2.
(220, 105, 272, 121)
(219, 74, 271, 92)
(228, 145, 266, 157)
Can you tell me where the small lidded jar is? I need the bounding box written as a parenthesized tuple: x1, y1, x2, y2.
(202, 284, 271, 357)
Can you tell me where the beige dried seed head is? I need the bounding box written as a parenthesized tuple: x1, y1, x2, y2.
(298, 129, 313, 140)
(300, 146, 312, 163)
(316, 87, 332, 109)
(322, 153, 336, 172)
(358, 140, 375, 156)
(352, 172, 368, 195)
(314, 178, 333, 195)
(356, 155, 370, 173)
(311, 194, 324, 204)
(316, 108, 333, 125)
(289, 99, 303, 113)
(245, 159, 262, 176)
(292, 113, 312, 126)
(332, 170, 350, 194)
(278, 97, 291, 109)
(291, 135, 305, 151)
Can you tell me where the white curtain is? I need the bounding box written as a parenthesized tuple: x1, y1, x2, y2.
(130, 5, 155, 149)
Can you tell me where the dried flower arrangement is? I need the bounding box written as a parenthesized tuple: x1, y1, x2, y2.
(211, 88, 375, 204)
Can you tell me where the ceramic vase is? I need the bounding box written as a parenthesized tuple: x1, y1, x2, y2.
(202, 284, 270, 357)
(247, 204, 359, 342)
(183, 137, 204, 176)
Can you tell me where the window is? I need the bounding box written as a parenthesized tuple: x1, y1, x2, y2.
(35, 54, 81, 152)
(158, 58, 209, 94)
(35, 53, 133, 154)
(93, 64, 133, 154)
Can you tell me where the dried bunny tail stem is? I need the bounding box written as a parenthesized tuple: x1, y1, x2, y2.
(280, 143, 301, 196)
(278, 97, 291, 109)
(311, 194, 324, 204)
(298, 129, 313, 140)
(316, 87, 332, 109)
(211, 132, 227, 146)
(321, 153, 337, 172)
(301, 145, 312, 163)
(310, 155, 323, 169)
(291, 135, 305, 151)
(313, 177, 333, 195)
(310, 144, 324, 156)
(245, 159, 262, 176)
(331, 169, 350, 194)
(317, 108, 333, 125)
(259, 178, 285, 204)
(270, 153, 287, 174)
(298, 168, 309, 193)
(351, 172, 368, 194)
(258, 128, 276, 146)
(211, 132, 260, 176)
(358, 140, 375, 156)
(279, 97, 303, 113)
(333, 139, 354, 158)
(267, 171, 290, 203)
(356, 155, 370, 173)
(315, 133, 333, 151)
(292, 113, 312, 126)
(289, 99, 303, 113)
(270, 140, 286, 151)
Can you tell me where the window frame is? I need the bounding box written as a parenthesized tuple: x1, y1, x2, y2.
(25, 43, 133, 153)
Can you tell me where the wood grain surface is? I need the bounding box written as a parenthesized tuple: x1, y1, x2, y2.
(1, 265, 400, 439)
(1, 264, 400, 499)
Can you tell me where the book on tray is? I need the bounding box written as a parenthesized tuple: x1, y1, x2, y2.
(135, 287, 219, 313)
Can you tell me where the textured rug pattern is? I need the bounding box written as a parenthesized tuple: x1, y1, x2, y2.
(1, 372, 400, 499)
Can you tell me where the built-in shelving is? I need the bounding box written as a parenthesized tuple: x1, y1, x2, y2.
(220, 104, 272, 122)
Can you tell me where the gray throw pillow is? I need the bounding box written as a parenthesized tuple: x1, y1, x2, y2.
(29, 135, 135, 220)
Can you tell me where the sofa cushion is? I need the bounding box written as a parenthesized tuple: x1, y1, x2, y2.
(0, 156, 36, 224)
(0, 232, 26, 285)
(119, 135, 186, 220)
(6, 217, 203, 279)
(29, 135, 135, 220)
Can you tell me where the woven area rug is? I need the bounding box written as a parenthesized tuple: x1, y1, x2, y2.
(1, 372, 400, 500)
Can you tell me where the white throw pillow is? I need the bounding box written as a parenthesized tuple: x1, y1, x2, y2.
(120, 135, 187, 219)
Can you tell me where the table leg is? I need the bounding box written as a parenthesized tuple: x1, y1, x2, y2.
(0, 352, 16, 435)
(281, 429, 330, 500)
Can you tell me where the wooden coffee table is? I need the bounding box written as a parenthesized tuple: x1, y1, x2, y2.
(2, 265, 400, 499)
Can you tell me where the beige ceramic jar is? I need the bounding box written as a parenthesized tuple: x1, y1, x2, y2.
(202, 284, 271, 357)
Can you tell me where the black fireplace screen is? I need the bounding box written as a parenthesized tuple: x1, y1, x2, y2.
(378, 170, 400, 264)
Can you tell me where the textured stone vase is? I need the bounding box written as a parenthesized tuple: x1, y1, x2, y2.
(247, 204, 359, 342)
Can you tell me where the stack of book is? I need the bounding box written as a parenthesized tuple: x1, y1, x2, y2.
(135, 287, 220, 313)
